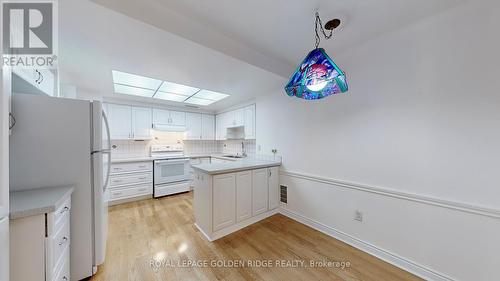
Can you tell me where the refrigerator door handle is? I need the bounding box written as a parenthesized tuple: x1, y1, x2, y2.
(103, 151, 111, 192)
(102, 110, 112, 151)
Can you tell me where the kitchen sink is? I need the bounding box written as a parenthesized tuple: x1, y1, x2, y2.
(223, 155, 246, 158)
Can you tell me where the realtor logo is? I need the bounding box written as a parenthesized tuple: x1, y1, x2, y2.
(2, 1, 58, 68)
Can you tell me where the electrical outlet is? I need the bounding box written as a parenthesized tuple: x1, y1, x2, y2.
(354, 210, 363, 222)
(271, 148, 277, 154)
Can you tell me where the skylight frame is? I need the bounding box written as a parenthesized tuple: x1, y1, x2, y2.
(111, 70, 231, 106)
(184, 96, 216, 106)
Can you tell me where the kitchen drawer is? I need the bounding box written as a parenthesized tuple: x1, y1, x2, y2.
(46, 214, 70, 279)
(110, 161, 152, 174)
(109, 172, 152, 187)
(52, 246, 70, 281)
(109, 184, 153, 201)
(47, 196, 71, 237)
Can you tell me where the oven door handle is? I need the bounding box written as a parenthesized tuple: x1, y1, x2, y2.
(155, 159, 189, 165)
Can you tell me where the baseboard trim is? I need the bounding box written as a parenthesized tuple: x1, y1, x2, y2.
(279, 208, 455, 281)
(281, 170, 500, 219)
(196, 209, 279, 242)
(194, 223, 213, 242)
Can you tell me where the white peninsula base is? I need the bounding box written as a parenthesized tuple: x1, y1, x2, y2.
(193, 166, 280, 241)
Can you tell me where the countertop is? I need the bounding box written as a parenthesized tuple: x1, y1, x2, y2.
(10, 185, 74, 220)
(191, 158, 282, 175)
(111, 154, 238, 164)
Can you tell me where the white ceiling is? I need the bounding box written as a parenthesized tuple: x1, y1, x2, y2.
(58, 0, 462, 111)
(58, 0, 286, 112)
(92, 0, 462, 77)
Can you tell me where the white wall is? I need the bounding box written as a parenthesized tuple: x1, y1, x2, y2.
(257, 1, 500, 280)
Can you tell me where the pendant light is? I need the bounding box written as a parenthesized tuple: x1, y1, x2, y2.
(285, 12, 348, 100)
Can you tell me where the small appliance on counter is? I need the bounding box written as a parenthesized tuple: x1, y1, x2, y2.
(151, 144, 191, 198)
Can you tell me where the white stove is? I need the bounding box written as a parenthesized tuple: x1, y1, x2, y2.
(150, 144, 186, 159)
(151, 144, 191, 197)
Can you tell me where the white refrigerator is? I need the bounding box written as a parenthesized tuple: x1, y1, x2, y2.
(0, 69, 10, 281)
(9, 93, 111, 280)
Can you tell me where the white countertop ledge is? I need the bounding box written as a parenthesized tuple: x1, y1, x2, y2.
(110, 154, 237, 164)
(111, 157, 154, 163)
(10, 185, 74, 220)
(191, 159, 282, 175)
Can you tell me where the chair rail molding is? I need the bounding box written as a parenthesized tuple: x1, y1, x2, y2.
(280, 170, 500, 219)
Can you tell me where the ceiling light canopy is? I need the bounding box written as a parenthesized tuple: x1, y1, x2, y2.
(285, 12, 348, 100)
(111, 70, 229, 106)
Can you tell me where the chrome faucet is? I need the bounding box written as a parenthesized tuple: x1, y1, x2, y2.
(241, 141, 247, 157)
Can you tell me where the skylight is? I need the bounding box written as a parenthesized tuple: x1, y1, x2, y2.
(194, 90, 229, 101)
(114, 84, 156, 98)
(111, 70, 229, 106)
(184, 97, 215, 106)
(112, 70, 162, 91)
(158, 81, 200, 96)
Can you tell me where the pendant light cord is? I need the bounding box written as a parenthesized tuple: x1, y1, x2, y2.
(315, 12, 333, 49)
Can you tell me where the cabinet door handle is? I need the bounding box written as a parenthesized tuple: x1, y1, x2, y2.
(138, 165, 147, 168)
(60, 206, 70, 214)
(138, 188, 147, 192)
(58, 236, 68, 246)
(269, 170, 272, 177)
(113, 179, 123, 183)
(113, 192, 122, 196)
(113, 167, 123, 170)
(38, 72, 44, 84)
(138, 177, 147, 180)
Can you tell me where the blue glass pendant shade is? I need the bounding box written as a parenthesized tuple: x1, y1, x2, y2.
(285, 48, 348, 100)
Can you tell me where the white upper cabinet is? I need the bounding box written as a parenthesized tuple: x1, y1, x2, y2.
(170, 110, 186, 126)
(185, 112, 202, 140)
(107, 104, 132, 140)
(153, 109, 169, 124)
(244, 105, 256, 139)
(185, 113, 215, 140)
(215, 104, 256, 140)
(224, 109, 244, 128)
(216, 112, 226, 140)
(201, 114, 215, 140)
(153, 109, 185, 126)
(107, 104, 152, 140)
(131, 107, 152, 140)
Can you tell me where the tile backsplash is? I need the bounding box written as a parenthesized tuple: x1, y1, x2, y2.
(221, 140, 256, 155)
(111, 131, 256, 159)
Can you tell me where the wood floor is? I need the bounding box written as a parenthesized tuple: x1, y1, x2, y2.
(91, 192, 422, 281)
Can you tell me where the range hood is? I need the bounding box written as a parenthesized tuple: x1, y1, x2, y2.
(152, 124, 187, 132)
(226, 126, 245, 140)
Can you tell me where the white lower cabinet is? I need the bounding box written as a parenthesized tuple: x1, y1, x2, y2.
(252, 168, 269, 216)
(10, 196, 71, 281)
(195, 165, 280, 241)
(0, 217, 8, 281)
(236, 171, 252, 222)
(212, 174, 236, 231)
(109, 161, 153, 205)
(268, 167, 280, 210)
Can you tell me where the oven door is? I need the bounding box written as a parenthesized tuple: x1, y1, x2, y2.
(154, 158, 190, 185)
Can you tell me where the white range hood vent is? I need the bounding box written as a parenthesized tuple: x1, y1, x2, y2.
(226, 126, 245, 140)
(153, 124, 187, 132)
